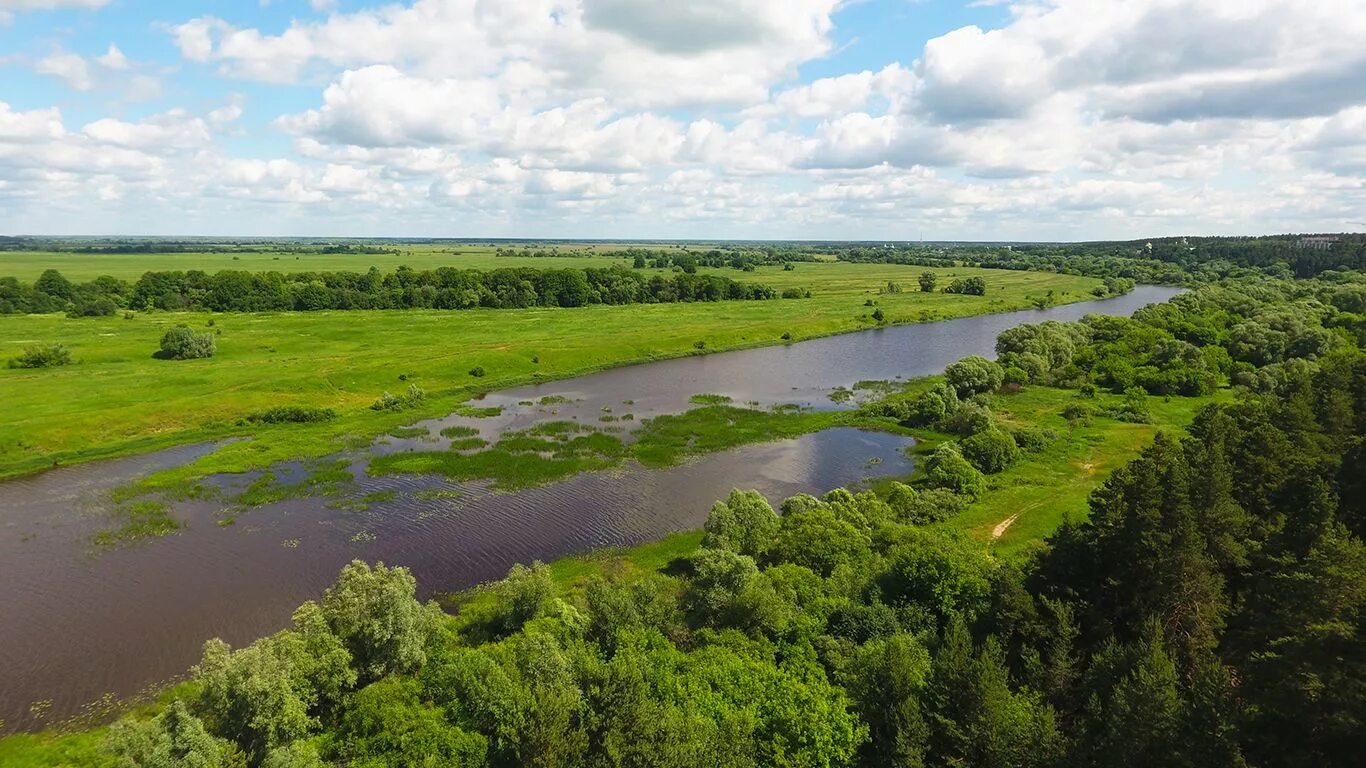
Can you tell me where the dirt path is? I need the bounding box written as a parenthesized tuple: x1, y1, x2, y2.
(992, 514, 1021, 540)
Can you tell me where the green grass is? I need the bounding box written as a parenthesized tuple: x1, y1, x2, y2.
(438, 425, 479, 438)
(0, 260, 1100, 485)
(939, 386, 1231, 558)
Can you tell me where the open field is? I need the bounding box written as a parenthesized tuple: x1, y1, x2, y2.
(0, 243, 739, 282)
(0, 261, 1102, 480)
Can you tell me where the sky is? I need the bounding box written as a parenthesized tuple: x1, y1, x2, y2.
(0, 0, 1363, 240)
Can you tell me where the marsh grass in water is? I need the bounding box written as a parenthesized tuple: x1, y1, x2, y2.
(92, 500, 180, 547)
(369, 425, 628, 489)
(688, 393, 732, 405)
(387, 426, 431, 439)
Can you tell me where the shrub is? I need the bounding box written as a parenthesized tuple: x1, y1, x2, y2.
(1107, 386, 1153, 424)
(905, 384, 959, 427)
(1061, 402, 1096, 428)
(1003, 365, 1030, 386)
(371, 385, 425, 411)
(943, 276, 987, 295)
(160, 326, 216, 360)
(1008, 426, 1057, 453)
(960, 428, 1021, 474)
(924, 443, 987, 499)
(8, 343, 72, 369)
(248, 406, 337, 424)
(886, 482, 968, 525)
(872, 308, 886, 323)
(469, 366, 486, 378)
(939, 399, 994, 437)
(944, 355, 1005, 398)
(703, 489, 780, 558)
(68, 297, 118, 317)
(918, 272, 937, 292)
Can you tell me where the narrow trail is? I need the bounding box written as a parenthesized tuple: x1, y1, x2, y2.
(992, 513, 1021, 540)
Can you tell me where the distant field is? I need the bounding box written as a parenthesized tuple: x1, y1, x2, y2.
(0, 243, 720, 281)
(0, 262, 1101, 480)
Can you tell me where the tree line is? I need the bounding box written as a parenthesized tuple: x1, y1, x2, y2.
(0, 265, 777, 315)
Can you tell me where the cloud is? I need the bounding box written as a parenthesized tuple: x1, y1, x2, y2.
(5, 0, 1366, 237)
(0, 0, 108, 10)
(96, 43, 129, 70)
(35, 51, 93, 90)
(169, 0, 840, 107)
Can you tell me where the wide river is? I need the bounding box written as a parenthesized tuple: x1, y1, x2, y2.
(0, 285, 1181, 731)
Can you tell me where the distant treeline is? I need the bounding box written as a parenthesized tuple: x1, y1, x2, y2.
(834, 234, 1366, 283)
(497, 246, 822, 272)
(0, 266, 776, 315)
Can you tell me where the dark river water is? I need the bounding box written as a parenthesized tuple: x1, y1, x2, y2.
(0, 286, 1180, 732)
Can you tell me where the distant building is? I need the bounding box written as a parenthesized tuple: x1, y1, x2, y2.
(1299, 236, 1339, 251)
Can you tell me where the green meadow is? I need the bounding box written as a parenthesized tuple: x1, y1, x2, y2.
(0, 255, 1102, 481)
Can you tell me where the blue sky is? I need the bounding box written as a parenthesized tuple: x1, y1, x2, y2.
(1, 0, 1363, 239)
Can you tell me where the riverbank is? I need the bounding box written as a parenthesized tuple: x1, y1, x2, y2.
(0, 263, 1104, 481)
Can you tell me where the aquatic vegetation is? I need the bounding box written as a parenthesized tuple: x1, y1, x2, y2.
(439, 425, 480, 438)
(387, 426, 431, 439)
(688, 393, 732, 405)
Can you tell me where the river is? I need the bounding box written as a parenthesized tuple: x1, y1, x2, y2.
(0, 285, 1181, 732)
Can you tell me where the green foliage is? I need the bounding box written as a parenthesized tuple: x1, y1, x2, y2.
(159, 326, 216, 360)
(369, 384, 426, 411)
(246, 406, 337, 425)
(486, 562, 553, 637)
(8, 343, 72, 369)
(106, 700, 244, 768)
(1105, 386, 1153, 423)
(918, 272, 937, 292)
(960, 427, 1021, 474)
(924, 443, 987, 499)
(335, 678, 487, 768)
(944, 355, 1004, 398)
(321, 561, 431, 683)
(701, 489, 780, 558)
(944, 276, 987, 296)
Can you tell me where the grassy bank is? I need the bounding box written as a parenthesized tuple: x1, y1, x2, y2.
(0, 262, 1101, 481)
(937, 385, 1230, 557)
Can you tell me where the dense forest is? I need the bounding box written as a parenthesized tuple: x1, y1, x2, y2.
(88, 266, 1364, 767)
(0, 266, 776, 315)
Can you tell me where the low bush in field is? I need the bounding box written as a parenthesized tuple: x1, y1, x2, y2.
(371, 385, 426, 411)
(8, 343, 72, 369)
(247, 406, 338, 424)
(159, 326, 215, 360)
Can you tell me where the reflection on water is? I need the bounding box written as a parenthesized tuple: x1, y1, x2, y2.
(0, 285, 1180, 731)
